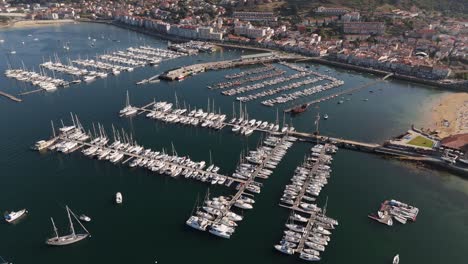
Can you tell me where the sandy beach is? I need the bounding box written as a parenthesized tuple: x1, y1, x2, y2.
(0, 19, 76, 29)
(427, 92, 468, 138)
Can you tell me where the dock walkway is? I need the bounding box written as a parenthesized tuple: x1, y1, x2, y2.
(214, 135, 288, 223)
(0, 90, 22, 102)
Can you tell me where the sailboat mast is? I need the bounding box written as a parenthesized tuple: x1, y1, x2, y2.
(68, 207, 91, 235)
(51, 120, 56, 138)
(50, 217, 59, 238)
(66, 206, 76, 237)
(232, 102, 235, 118)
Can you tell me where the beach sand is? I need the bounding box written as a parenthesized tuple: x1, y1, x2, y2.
(427, 93, 468, 138)
(0, 19, 76, 29)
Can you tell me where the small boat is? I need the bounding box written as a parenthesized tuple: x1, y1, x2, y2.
(4, 209, 28, 223)
(79, 214, 91, 222)
(323, 114, 328, 120)
(116, 192, 123, 204)
(274, 244, 294, 255)
(300, 252, 321, 261)
(393, 254, 399, 264)
(291, 104, 308, 114)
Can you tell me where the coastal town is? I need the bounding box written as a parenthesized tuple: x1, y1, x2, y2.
(0, 0, 467, 87)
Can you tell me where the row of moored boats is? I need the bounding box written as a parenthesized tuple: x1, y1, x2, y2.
(275, 143, 339, 262)
(187, 135, 295, 238)
(209, 68, 285, 89)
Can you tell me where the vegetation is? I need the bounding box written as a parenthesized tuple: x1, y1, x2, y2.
(407, 136, 435, 148)
(276, 0, 467, 17)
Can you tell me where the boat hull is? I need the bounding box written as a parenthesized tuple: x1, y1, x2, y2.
(46, 234, 89, 246)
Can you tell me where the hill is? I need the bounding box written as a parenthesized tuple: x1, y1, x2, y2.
(244, 0, 467, 17)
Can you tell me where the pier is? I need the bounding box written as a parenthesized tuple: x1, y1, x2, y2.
(274, 143, 338, 260)
(185, 134, 294, 238)
(0, 90, 22, 102)
(159, 53, 303, 81)
(219, 135, 289, 216)
(290, 131, 380, 152)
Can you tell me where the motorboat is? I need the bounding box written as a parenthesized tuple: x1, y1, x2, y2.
(116, 192, 123, 204)
(274, 244, 294, 255)
(79, 214, 91, 222)
(209, 224, 233, 239)
(299, 252, 321, 261)
(4, 209, 28, 223)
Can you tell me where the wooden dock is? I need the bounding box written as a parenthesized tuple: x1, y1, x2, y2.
(18, 88, 43, 96)
(0, 90, 22, 102)
(284, 73, 393, 113)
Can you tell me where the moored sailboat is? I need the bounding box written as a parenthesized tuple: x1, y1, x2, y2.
(46, 206, 90, 246)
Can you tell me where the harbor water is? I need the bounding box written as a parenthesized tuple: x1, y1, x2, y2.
(0, 23, 467, 264)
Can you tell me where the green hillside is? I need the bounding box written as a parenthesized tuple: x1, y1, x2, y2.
(249, 0, 466, 17)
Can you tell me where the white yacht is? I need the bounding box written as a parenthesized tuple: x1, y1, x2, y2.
(34, 139, 57, 151)
(116, 192, 123, 204)
(274, 244, 294, 255)
(209, 224, 232, 239)
(4, 209, 28, 223)
(234, 200, 253, 210)
(186, 216, 209, 231)
(299, 252, 321, 262)
(79, 214, 91, 222)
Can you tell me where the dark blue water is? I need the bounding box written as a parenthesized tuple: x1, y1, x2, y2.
(0, 23, 467, 264)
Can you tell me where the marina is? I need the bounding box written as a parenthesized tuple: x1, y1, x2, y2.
(275, 143, 339, 261)
(186, 134, 295, 238)
(119, 93, 289, 135)
(1, 22, 466, 264)
(368, 199, 419, 226)
(36, 115, 247, 187)
(3, 45, 186, 94)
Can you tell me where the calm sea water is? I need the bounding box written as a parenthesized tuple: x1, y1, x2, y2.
(0, 23, 467, 264)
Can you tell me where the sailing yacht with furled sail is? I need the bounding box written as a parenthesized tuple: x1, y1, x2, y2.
(46, 206, 90, 246)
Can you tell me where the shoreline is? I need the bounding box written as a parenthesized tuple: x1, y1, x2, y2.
(426, 93, 468, 138)
(0, 19, 76, 30)
(104, 21, 467, 92)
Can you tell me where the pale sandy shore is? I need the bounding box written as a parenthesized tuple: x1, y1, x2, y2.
(427, 93, 468, 138)
(0, 19, 76, 29)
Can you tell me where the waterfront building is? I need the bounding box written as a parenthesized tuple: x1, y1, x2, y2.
(343, 22, 385, 35)
(232, 11, 277, 22)
(315, 6, 349, 16)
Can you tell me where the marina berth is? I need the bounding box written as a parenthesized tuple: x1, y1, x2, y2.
(210, 68, 286, 89)
(368, 199, 419, 226)
(225, 65, 275, 79)
(185, 134, 294, 238)
(274, 143, 339, 261)
(36, 115, 242, 190)
(5, 45, 184, 96)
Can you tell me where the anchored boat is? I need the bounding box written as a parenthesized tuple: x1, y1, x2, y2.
(46, 206, 90, 246)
